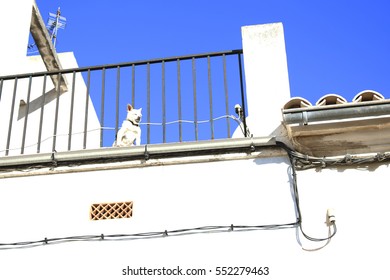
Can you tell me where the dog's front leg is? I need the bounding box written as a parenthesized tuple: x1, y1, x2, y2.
(135, 130, 141, 146)
(115, 129, 125, 147)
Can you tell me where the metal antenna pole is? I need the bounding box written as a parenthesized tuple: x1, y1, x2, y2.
(53, 7, 60, 47)
(47, 7, 67, 49)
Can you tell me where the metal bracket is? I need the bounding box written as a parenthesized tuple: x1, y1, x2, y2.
(144, 145, 150, 161)
(50, 150, 58, 169)
(250, 136, 255, 152)
(302, 111, 309, 125)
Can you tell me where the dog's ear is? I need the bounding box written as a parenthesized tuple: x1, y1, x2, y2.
(127, 104, 133, 111)
(139, 108, 142, 112)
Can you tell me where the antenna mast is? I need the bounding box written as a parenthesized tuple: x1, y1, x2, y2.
(46, 7, 67, 48)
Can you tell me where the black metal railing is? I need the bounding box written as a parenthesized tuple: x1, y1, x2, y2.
(0, 50, 247, 156)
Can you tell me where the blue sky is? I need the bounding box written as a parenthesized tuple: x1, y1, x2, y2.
(30, 0, 390, 145)
(34, 0, 390, 105)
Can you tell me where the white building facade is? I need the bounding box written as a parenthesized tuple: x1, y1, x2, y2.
(1, 1, 390, 280)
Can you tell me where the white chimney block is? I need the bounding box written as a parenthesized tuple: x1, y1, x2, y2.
(240, 23, 291, 137)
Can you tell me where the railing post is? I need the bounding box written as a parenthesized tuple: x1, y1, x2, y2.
(238, 53, 248, 137)
(37, 75, 47, 154)
(5, 78, 18, 156)
(131, 64, 135, 107)
(147, 63, 151, 144)
(0, 79, 3, 103)
(192, 57, 198, 141)
(68, 71, 76, 151)
(162, 61, 166, 143)
(52, 73, 62, 153)
(177, 59, 182, 142)
(207, 56, 214, 140)
(222, 54, 231, 138)
(83, 69, 91, 149)
(100, 68, 106, 148)
(21, 76, 33, 154)
(115, 66, 121, 138)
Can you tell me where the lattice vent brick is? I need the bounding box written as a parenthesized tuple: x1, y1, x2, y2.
(90, 201, 133, 220)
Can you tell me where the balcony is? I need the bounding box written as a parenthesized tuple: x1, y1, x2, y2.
(0, 50, 248, 157)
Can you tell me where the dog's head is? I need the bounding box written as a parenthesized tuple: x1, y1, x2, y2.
(126, 104, 142, 125)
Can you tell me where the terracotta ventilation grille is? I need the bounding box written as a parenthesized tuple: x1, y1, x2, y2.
(90, 201, 133, 221)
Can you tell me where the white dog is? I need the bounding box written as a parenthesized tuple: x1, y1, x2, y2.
(113, 104, 142, 147)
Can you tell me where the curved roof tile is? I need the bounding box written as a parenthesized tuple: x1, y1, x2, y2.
(283, 90, 385, 110)
(283, 97, 312, 110)
(316, 94, 347, 106)
(353, 90, 384, 103)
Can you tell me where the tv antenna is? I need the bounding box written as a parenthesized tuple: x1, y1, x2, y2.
(46, 7, 67, 48)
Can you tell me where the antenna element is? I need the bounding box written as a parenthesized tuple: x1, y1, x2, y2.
(46, 7, 67, 48)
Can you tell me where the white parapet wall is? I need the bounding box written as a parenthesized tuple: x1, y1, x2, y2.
(236, 23, 291, 138)
(0, 150, 390, 279)
(0, 151, 302, 279)
(0, 0, 33, 76)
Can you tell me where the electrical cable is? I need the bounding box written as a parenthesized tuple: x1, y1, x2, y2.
(301, 224, 334, 252)
(0, 222, 299, 250)
(140, 114, 248, 137)
(276, 141, 338, 245)
(280, 143, 390, 170)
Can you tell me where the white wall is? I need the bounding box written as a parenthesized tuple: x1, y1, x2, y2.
(295, 163, 390, 279)
(0, 52, 101, 156)
(0, 155, 389, 279)
(0, 0, 33, 76)
(0, 155, 297, 279)
(0, 0, 101, 156)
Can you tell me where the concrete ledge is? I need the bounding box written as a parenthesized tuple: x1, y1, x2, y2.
(0, 137, 277, 168)
(30, 1, 67, 91)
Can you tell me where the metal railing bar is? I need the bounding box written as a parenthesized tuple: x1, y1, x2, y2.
(100, 68, 106, 147)
(21, 76, 33, 154)
(0, 50, 243, 80)
(177, 59, 182, 142)
(238, 53, 248, 137)
(115, 66, 121, 135)
(68, 71, 76, 151)
(192, 58, 198, 141)
(162, 61, 166, 143)
(52, 73, 62, 152)
(208, 56, 214, 140)
(222, 55, 231, 138)
(131, 64, 135, 107)
(5, 78, 18, 156)
(0, 79, 3, 102)
(147, 63, 151, 144)
(83, 69, 91, 149)
(37, 74, 47, 153)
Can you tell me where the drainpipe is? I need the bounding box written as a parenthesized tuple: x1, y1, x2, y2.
(283, 101, 390, 125)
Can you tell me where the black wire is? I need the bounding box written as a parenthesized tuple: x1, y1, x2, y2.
(231, 116, 247, 136)
(276, 141, 337, 243)
(286, 146, 390, 170)
(0, 222, 299, 250)
(300, 223, 337, 242)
